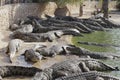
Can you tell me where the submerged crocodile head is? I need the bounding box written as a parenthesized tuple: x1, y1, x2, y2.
(32, 68, 53, 80)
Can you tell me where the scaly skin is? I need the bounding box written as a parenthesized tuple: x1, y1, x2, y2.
(6, 39, 23, 63)
(35, 44, 120, 59)
(79, 47, 120, 59)
(32, 58, 118, 80)
(32, 19, 72, 33)
(55, 71, 120, 80)
(100, 17, 120, 28)
(23, 49, 43, 62)
(35, 44, 76, 57)
(22, 44, 46, 63)
(46, 19, 93, 33)
(0, 66, 41, 79)
(49, 15, 105, 31)
(66, 46, 120, 59)
(90, 14, 120, 28)
(11, 28, 81, 42)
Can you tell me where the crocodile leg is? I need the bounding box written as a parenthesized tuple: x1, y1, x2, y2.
(79, 62, 90, 72)
(0, 66, 41, 78)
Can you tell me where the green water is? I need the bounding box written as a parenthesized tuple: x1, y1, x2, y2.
(72, 29, 120, 77)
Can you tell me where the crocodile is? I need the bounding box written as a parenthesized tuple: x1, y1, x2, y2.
(32, 19, 76, 33)
(6, 39, 23, 63)
(45, 15, 120, 31)
(32, 58, 119, 80)
(46, 19, 93, 33)
(11, 29, 81, 42)
(100, 17, 120, 28)
(55, 71, 120, 80)
(23, 49, 44, 62)
(66, 45, 120, 59)
(90, 14, 120, 28)
(35, 43, 120, 59)
(45, 15, 104, 31)
(0, 65, 41, 79)
(12, 15, 120, 35)
(43, 29, 81, 42)
(44, 15, 105, 31)
(35, 44, 77, 57)
(18, 16, 86, 34)
(21, 44, 47, 62)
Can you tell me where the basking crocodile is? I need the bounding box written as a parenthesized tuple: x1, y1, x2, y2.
(11, 29, 81, 42)
(35, 44, 78, 57)
(18, 16, 88, 34)
(44, 15, 105, 31)
(47, 15, 105, 31)
(100, 17, 120, 28)
(44, 29, 82, 42)
(35, 44, 120, 59)
(0, 65, 41, 79)
(6, 39, 23, 63)
(32, 19, 75, 33)
(32, 58, 118, 80)
(46, 19, 93, 33)
(66, 45, 120, 59)
(90, 14, 120, 28)
(55, 71, 120, 80)
(23, 49, 44, 62)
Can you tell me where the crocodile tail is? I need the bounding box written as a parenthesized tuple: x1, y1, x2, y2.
(9, 52, 16, 63)
(114, 66, 119, 71)
(99, 61, 117, 71)
(54, 32, 61, 38)
(0, 66, 41, 78)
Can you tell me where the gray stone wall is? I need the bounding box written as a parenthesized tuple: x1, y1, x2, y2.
(0, 3, 57, 29)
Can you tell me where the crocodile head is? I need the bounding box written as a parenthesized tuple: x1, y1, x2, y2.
(24, 49, 41, 62)
(65, 45, 82, 54)
(32, 68, 53, 80)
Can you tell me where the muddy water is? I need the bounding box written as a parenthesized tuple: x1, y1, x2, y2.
(72, 29, 120, 77)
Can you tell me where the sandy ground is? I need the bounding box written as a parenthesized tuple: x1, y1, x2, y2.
(0, 11, 120, 80)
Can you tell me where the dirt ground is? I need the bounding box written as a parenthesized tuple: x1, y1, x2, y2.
(1, 11, 120, 80)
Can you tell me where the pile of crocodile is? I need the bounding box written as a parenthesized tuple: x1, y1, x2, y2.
(10, 14, 120, 42)
(2, 14, 120, 80)
(0, 58, 119, 80)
